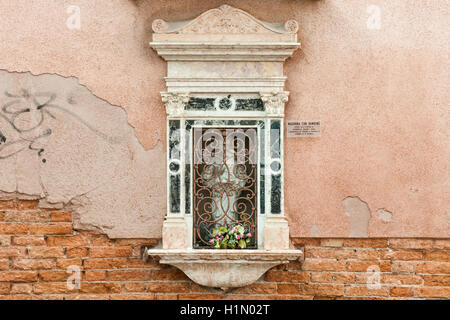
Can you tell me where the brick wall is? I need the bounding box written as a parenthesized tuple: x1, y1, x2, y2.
(0, 199, 448, 300)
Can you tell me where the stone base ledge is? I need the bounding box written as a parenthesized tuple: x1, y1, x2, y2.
(143, 249, 302, 290)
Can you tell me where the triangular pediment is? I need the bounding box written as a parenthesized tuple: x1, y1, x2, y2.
(152, 5, 298, 35)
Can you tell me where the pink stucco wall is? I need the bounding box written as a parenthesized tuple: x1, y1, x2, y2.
(0, 0, 448, 237)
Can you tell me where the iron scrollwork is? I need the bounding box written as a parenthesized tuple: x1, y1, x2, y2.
(193, 127, 258, 249)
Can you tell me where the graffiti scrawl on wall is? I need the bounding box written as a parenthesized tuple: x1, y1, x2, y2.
(0, 71, 165, 239)
(0, 89, 114, 162)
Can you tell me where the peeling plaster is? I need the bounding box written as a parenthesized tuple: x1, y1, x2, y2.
(376, 208, 393, 222)
(342, 196, 371, 237)
(0, 70, 165, 238)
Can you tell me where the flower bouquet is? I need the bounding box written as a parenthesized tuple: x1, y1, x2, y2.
(209, 224, 252, 249)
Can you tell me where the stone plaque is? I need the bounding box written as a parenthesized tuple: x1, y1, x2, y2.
(286, 120, 321, 138)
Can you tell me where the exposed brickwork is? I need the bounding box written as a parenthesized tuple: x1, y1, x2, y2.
(0, 199, 448, 300)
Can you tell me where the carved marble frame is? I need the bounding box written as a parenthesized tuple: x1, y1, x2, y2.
(145, 5, 302, 290)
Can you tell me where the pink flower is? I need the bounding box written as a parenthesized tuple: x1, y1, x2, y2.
(247, 233, 252, 237)
(234, 226, 238, 231)
(209, 239, 214, 243)
(236, 235, 240, 240)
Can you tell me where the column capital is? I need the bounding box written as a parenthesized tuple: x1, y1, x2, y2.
(161, 92, 190, 117)
(260, 91, 289, 117)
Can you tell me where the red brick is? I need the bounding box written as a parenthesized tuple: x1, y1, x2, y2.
(380, 274, 423, 285)
(56, 258, 82, 269)
(265, 270, 309, 283)
(124, 283, 146, 292)
(28, 247, 64, 258)
(0, 271, 38, 282)
(414, 287, 450, 299)
(17, 200, 39, 210)
(301, 259, 346, 271)
(12, 236, 45, 246)
(107, 270, 151, 281)
(433, 240, 450, 250)
(127, 257, 159, 269)
(191, 283, 220, 293)
(149, 269, 189, 281)
(0, 224, 28, 234)
(0, 248, 26, 258)
(390, 286, 413, 297)
(12, 259, 54, 270)
(345, 286, 389, 297)
(66, 248, 88, 258)
(0, 235, 11, 246)
(84, 258, 127, 269)
(300, 284, 344, 296)
(355, 249, 379, 260)
(85, 270, 106, 281)
(391, 261, 418, 273)
(0, 283, 10, 294)
(416, 262, 450, 274)
(389, 239, 434, 249)
(39, 271, 69, 282)
(50, 212, 72, 222)
(424, 251, 450, 262)
(343, 239, 387, 248)
(34, 283, 71, 294)
(305, 248, 354, 259)
(310, 272, 355, 284)
(80, 283, 121, 294)
(424, 275, 450, 286)
(275, 261, 302, 271)
(47, 235, 89, 247)
(89, 234, 113, 246)
(0, 200, 15, 210)
(0, 259, 9, 270)
(29, 225, 72, 235)
(346, 260, 391, 272)
(379, 249, 423, 260)
(277, 283, 300, 294)
(89, 247, 132, 258)
(232, 283, 277, 294)
(147, 282, 190, 293)
(11, 284, 33, 294)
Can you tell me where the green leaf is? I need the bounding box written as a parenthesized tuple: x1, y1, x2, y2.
(212, 226, 228, 237)
(238, 239, 246, 249)
(218, 227, 228, 234)
(220, 240, 228, 249)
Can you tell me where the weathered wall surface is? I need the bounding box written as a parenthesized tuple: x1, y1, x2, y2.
(0, 200, 449, 300)
(0, 71, 165, 238)
(0, 0, 448, 238)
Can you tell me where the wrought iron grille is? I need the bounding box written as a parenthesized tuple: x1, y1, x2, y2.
(193, 127, 258, 249)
